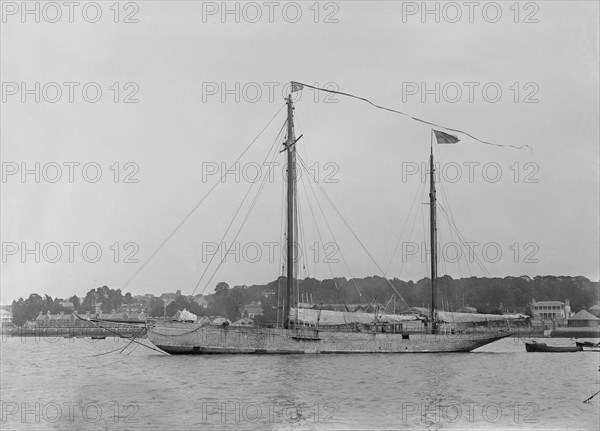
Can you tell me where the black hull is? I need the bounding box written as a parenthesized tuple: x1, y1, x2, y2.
(525, 342, 582, 352)
(575, 341, 600, 348)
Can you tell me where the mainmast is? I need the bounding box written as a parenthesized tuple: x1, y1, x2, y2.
(283, 95, 296, 329)
(429, 147, 437, 330)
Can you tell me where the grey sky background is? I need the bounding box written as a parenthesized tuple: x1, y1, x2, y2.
(1, 1, 599, 303)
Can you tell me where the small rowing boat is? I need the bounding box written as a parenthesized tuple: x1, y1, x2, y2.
(525, 341, 582, 352)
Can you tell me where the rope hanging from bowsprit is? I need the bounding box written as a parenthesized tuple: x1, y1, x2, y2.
(291, 81, 532, 151)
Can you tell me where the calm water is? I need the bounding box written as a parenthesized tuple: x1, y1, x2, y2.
(1, 335, 599, 430)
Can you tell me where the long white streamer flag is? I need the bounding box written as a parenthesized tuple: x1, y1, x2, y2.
(292, 81, 532, 151)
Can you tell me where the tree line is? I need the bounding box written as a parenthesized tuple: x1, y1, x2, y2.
(10, 286, 133, 326)
(207, 275, 599, 320)
(9, 275, 598, 325)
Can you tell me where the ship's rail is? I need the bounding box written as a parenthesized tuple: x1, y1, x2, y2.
(254, 321, 513, 337)
(5, 325, 146, 338)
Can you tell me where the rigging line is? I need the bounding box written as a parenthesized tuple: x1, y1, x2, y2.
(441, 191, 466, 279)
(434, 157, 473, 280)
(298, 167, 353, 311)
(198, 137, 282, 295)
(296, 154, 409, 308)
(121, 103, 286, 290)
(73, 314, 168, 355)
(294, 117, 316, 279)
(118, 326, 146, 354)
(435, 168, 469, 279)
(299, 168, 338, 282)
(420, 186, 429, 280)
(433, 144, 449, 280)
(439, 206, 490, 278)
(126, 342, 140, 355)
(292, 82, 532, 152)
(292, 168, 300, 300)
(291, 133, 363, 303)
(310, 219, 317, 278)
(438, 204, 492, 277)
(192, 122, 285, 296)
(148, 322, 210, 337)
(434, 144, 460, 241)
(396, 180, 425, 281)
(293, 117, 357, 310)
(433, 142, 470, 278)
(296, 190, 310, 279)
(278, 155, 286, 277)
(298, 154, 364, 301)
(190, 120, 286, 296)
(383, 296, 394, 313)
(294, 178, 303, 278)
(583, 390, 600, 404)
(91, 345, 126, 357)
(437, 207, 449, 280)
(439, 204, 478, 280)
(300, 124, 317, 280)
(385, 176, 426, 275)
(441, 207, 492, 277)
(433, 167, 450, 280)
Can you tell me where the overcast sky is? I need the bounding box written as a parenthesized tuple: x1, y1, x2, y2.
(1, 1, 599, 304)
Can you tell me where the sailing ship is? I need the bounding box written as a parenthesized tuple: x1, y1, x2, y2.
(146, 91, 519, 354)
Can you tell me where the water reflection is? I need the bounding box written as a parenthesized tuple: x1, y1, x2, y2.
(0, 337, 598, 430)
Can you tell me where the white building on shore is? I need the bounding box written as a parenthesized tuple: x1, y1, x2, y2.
(530, 299, 571, 325)
(0, 308, 13, 326)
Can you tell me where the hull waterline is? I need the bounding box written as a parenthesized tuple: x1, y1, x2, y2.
(147, 323, 514, 354)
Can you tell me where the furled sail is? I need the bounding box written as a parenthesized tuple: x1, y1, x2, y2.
(436, 311, 528, 323)
(290, 307, 418, 326)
